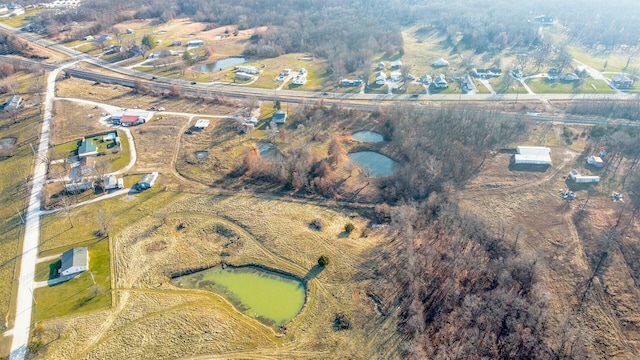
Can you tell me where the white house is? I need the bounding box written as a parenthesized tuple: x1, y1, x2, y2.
(235, 65, 258, 74)
(104, 175, 119, 190)
(194, 119, 210, 130)
(569, 169, 600, 183)
(390, 71, 402, 82)
(292, 73, 307, 85)
(390, 60, 403, 69)
(432, 58, 449, 67)
(587, 155, 604, 168)
(59, 247, 89, 277)
(186, 39, 204, 48)
(513, 146, 552, 166)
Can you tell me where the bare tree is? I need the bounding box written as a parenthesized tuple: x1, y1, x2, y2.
(95, 209, 113, 237)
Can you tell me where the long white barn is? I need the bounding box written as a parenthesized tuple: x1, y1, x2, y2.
(513, 146, 552, 166)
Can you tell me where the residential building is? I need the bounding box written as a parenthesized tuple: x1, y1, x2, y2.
(390, 71, 402, 82)
(375, 71, 387, 85)
(194, 119, 210, 130)
(272, 110, 287, 124)
(390, 60, 402, 69)
(611, 74, 634, 88)
(569, 169, 600, 183)
(471, 68, 502, 78)
(432, 58, 449, 67)
(512, 146, 552, 166)
(587, 155, 604, 168)
(235, 65, 258, 74)
(80, 156, 95, 175)
(4, 95, 22, 110)
(433, 74, 448, 88)
(186, 39, 204, 47)
(64, 181, 93, 194)
(235, 72, 254, 81)
(78, 138, 98, 158)
(59, 247, 89, 277)
(111, 109, 153, 127)
(104, 175, 123, 190)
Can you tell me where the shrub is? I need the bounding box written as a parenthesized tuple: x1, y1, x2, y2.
(318, 255, 330, 267)
(309, 217, 323, 231)
(344, 222, 355, 234)
(333, 313, 351, 331)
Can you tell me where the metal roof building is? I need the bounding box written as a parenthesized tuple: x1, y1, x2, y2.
(59, 247, 89, 277)
(513, 146, 552, 166)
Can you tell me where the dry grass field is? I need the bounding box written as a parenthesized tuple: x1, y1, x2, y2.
(31, 194, 403, 359)
(458, 126, 640, 358)
(50, 100, 109, 145)
(55, 77, 241, 116)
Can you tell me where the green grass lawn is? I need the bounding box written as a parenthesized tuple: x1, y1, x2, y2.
(49, 130, 130, 171)
(364, 83, 388, 94)
(0, 8, 43, 28)
(33, 237, 111, 322)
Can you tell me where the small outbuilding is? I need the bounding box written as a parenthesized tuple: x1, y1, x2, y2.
(194, 119, 210, 130)
(136, 172, 158, 191)
(569, 169, 600, 183)
(59, 247, 89, 277)
(4, 95, 22, 111)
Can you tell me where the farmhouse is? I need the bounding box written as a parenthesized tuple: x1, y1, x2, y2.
(432, 58, 449, 67)
(587, 155, 604, 168)
(3, 95, 22, 111)
(272, 110, 287, 124)
(569, 169, 600, 183)
(136, 172, 158, 191)
(235, 65, 258, 74)
(194, 119, 210, 130)
(59, 247, 89, 277)
(78, 138, 98, 158)
(111, 109, 153, 127)
(513, 146, 552, 166)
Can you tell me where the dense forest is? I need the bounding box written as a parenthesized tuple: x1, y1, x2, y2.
(31, 0, 640, 75)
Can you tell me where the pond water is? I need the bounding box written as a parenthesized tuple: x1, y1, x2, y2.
(352, 131, 384, 143)
(197, 57, 246, 72)
(348, 151, 396, 177)
(172, 265, 306, 325)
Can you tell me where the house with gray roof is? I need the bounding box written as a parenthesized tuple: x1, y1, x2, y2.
(59, 247, 89, 277)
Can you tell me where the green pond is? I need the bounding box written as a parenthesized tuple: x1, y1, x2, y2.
(172, 266, 306, 325)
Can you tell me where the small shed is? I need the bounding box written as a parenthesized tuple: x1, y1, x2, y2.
(272, 110, 287, 125)
(432, 58, 450, 67)
(59, 247, 89, 277)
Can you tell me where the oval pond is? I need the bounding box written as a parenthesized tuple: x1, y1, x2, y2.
(352, 131, 384, 143)
(197, 57, 246, 72)
(348, 151, 396, 177)
(172, 265, 305, 325)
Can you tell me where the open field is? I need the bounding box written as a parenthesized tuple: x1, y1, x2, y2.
(459, 125, 640, 358)
(526, 78, 615, 94)
(29, 193, 402, 359)
(0, 100, 44, 336)
(50, 100, 110, 145)
(55, 77, 241, 115)
(0, 8, 43, 28)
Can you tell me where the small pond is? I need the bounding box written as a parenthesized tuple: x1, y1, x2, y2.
(197, 57, 246, 72)
(172, 265, 306, 325)
(349, 151, 396, 177)
(352, 131, 384, 143)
